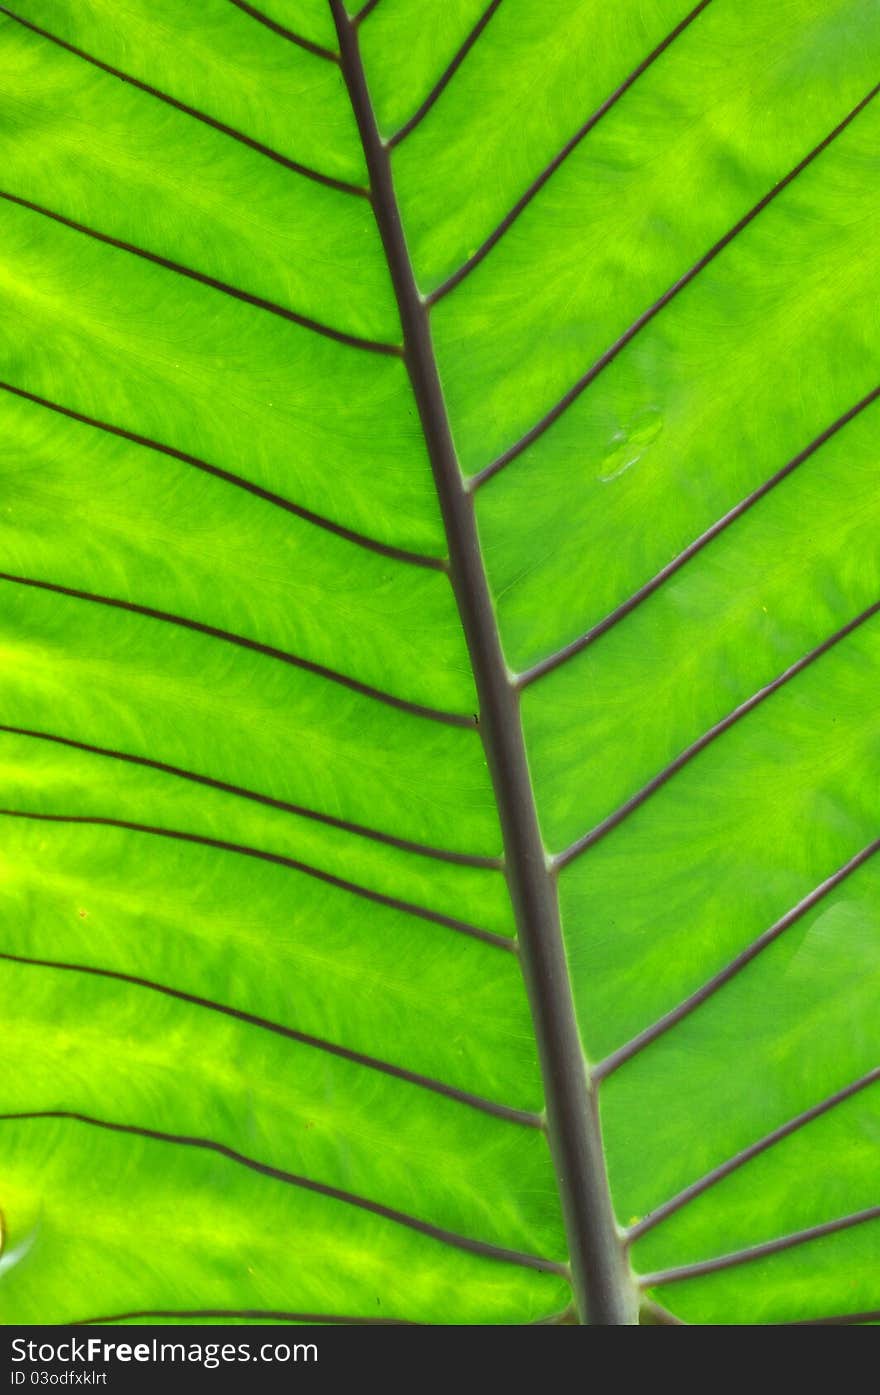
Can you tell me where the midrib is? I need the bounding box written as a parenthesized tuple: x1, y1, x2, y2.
(330, 0, 636, 1326)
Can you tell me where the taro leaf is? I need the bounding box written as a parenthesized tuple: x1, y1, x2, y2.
(0, 0, 878, 1328)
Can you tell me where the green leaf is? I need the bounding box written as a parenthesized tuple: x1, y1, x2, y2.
(1, 0, 878, 1327)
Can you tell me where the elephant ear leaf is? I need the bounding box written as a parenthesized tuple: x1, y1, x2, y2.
(1, 0, 878, 1327)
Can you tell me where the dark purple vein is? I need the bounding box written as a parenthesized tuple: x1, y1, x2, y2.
(0, 723, 500, 869)
(0, 811, 511, 950)
(76, 1309, 412, 1325)
(0, 571, 472, 728)
(0, 950, 534, 1124)
(518, 385, 880, 688)
(427, 0, 713, 304)
(0, 381, 445, 572)
(0, 191, 399, 355)
(0, 1112, 564, 1275)
(331, 0, 632, 1323)
(387, 0, 504, 150)
(639, 1206, 880, 1289)
(628, 1069, 880, 1243)
(226, 0, 339, 60)
(0, 6, 366, 198)
(556, 599, 880, 870)
(470, 81, 880, 489)
(593, 836, 880, 1081)
(355, 0, 382, 22)
(639, 1299, 686, 1325)
(532, 1304, 577, 1325)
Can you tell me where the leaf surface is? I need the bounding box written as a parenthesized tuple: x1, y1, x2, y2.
(1, 0, 878, 1326)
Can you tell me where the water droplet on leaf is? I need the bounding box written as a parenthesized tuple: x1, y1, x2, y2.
(598, 407, 663, 482)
